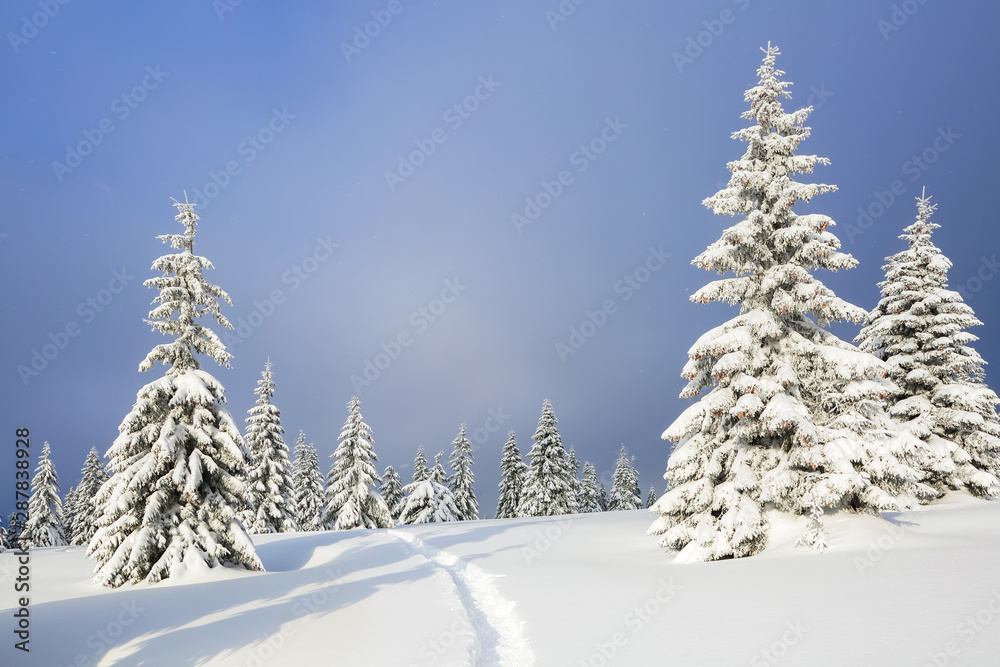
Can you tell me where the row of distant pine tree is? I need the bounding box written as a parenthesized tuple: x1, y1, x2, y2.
(0, 392, 655, 554)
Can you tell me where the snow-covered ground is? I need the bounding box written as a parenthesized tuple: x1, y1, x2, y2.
(4, 496, 1000, 666)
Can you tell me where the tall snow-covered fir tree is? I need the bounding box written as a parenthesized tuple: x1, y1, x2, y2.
(21, 442, 67, 548)
(70, 448, 110, 546)
(649, 45, 923, 562)
(291, 433, 325, 531)
(495, 429, 526, 519)
(518, 399, 576, 517)
(322, 397, 393, 530)
(610, 446, 642, 511)
(856, 192, 1000, 497)
(448, 424, 479, 521)
(578, 462, 602, 513)
(87, 198, 262, 587)
(397, 452, 462, 524)
(243, 360, 296, 534)
(380, 465, 404, 519)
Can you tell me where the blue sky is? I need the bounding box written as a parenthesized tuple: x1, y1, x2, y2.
(2, 1, 999, 516)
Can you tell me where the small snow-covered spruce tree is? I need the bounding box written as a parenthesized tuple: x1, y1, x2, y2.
(431, 452, 447, 484)
(63, 486, 80, 544)
(857, 191, 1000, 497)
(496, 430, 526, 519)
(413, 446, 429, 483)
(322, 397, 394, 530)
(567, 447, 582, 509)
(610, 446, 642, 511)
(646, 486, 657, 509)
(291, 433, 325, 531)
(5, 511, 25, 549)
(88, 198, 262, 587)
(577, 462, 602, 513)
(598, 481, 609, 511)
(21, 442, 67, 548)
(71, 448, 110, 546)
(448, 424, 479, 521)
(243, 360, 296, 534)
(380, 465, 404, 519)
(630, 455, 641, 501)
(649, 45, 921, 562)
(397, 453, 462, 524)
(518, 399, 576, 517)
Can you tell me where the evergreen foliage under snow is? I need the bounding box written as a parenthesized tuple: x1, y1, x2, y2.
(321, 397, 393, 530)
(87, 199, 262, 587)
(69, 448, 110, 546)
(397, 452, 461, 524)
(610, 446, 642, 511)
(291, 433, 325, 532)
(496, 430, 526, 519)
(577, 462, 602, 513)
(448, 424, 479, 521)
(379, 465, 404, 519)
(856, 192, 1000, 497)
(649, 45, 924, 562)
(243, 360, 296, 534)
(22, 441, 67, 548)
(412, 446, 430, 483)
(518, 400, 576, 517)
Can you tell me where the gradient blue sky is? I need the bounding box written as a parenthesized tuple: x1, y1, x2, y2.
(3, 1, 999, 516)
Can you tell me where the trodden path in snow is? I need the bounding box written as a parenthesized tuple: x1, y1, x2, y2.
(388, 529, 535, 667)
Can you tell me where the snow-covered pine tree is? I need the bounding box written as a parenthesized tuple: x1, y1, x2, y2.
(649, 44, 920, 562)
(567, 447, 582, 509)
(431, 452, 447, 484)
(397, 453, 462, 524)
(380, 465, 404, 519)
(322, 397, 393, 530)
(71, 448, 110, 547)
(5, 511, 24, 549)
(610, 446, 642, 511)
(629, 455, 641, 502)
(598, 481, 609, 512)
(87, 198, 262, 587)
(243, 360, 296, 534)
(577, 462, 602, 513)
(21, 442, 67, 548)
(857, 191, 1000, 497)
(448, 424, 479, 521)
(413, 446, 430, 483)
(646, 486, 657, 509)
(291, 433, 325, 531)
(63, 486, 80, 545)
(518, 400, 576, 517)
(496, 429, 526, 519)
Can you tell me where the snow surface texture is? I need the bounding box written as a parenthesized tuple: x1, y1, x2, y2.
(388, 529, 534, 666)
(4, 498, 1000, 665)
